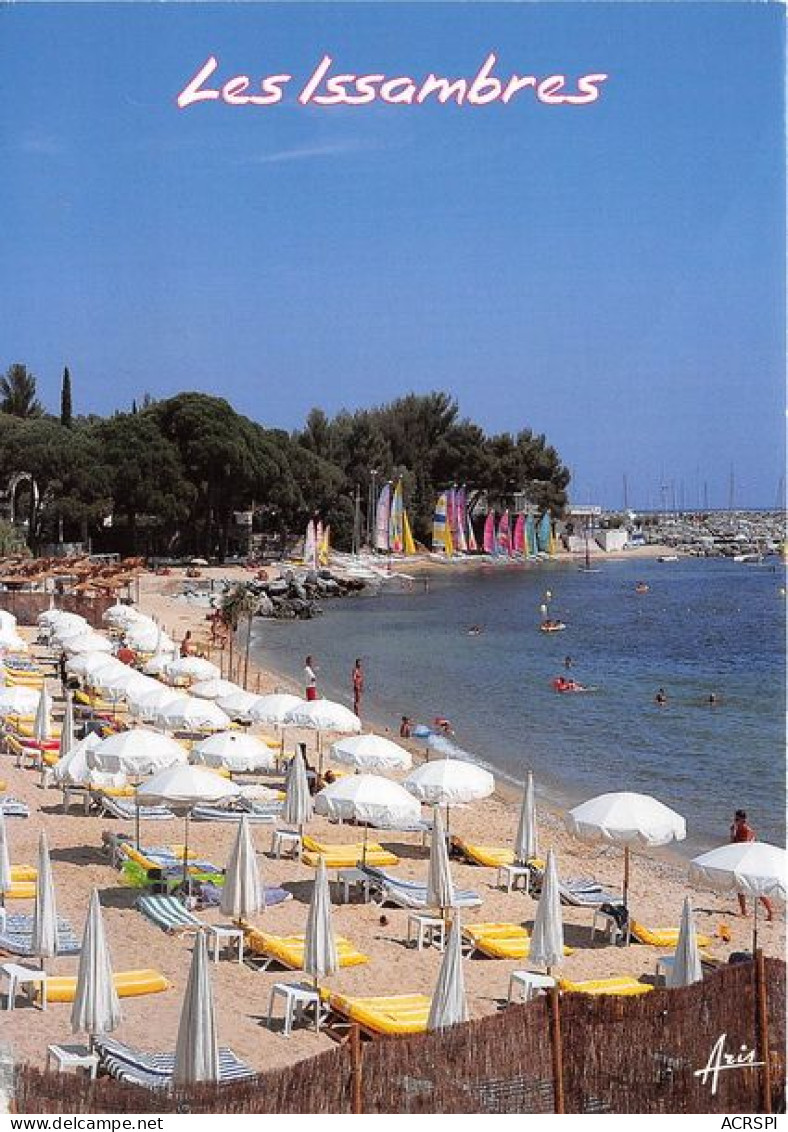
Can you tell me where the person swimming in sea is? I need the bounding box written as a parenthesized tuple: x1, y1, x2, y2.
(655, 687, 668, 706)
(467, 625, 483, 636)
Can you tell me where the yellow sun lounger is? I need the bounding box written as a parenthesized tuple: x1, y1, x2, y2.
(244, 929, 369, 971)
(629, 921, 712, 949)
(10, 866, 37, 882)
(13, 722, 62, 740)
(327, 992, 431, 1037)
(75, 689, 128, 714)
(5, 882, 37, 900)
(559, 976, 653, 997)
(301, 835, 398, 869)
(451, 838, 546, 871)
(41, 969, 171, 1003)
(463, 922, 574, 961)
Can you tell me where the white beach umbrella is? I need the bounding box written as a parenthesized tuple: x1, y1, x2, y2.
(220, 817, 262, 924)
(216, 690, 263, 722)
(64, 634, 114, 656)
(689, 841, 786, 951)
(66, 653, 125, 681)
(142, 652, 177, 676)
(173, 930, 219, 1085)
(428, 913, 468, 1030)
(137, 764, 240, 809)
(71, 889, 122, 1040)
(33, 685, 53, 743)
(566, 791, 686, 908)
(405, 759, 495, 806)
(138, 765, 241, 886)
(126, 683, 183, 720)
(314, 774, 421, 829)
(192, 731, 274, 773)
(0, 812, 12, 903)
(32, 830, 58, 965)
(53, 732, 103, 787)
(102, 602, 141, 628)
(125, 624, 174, 653)
(330, 733, 412, 772)
(58, 693, 75, 761)
(0, 628, 27, 651)
(283, 749, 313, 831)
(248, 693, 307, 725)
(0, 610, 17, 632)
(52, 623, 95, 647)
(529, 848, 565, 972)
(284, 699, 362, 734)
(165, 657, 220, 684)
(151, 696, 231, 732)
(0, 686, 40, 717)
(39, 610, 86, 631)
(304, 859, 338, 984)
(426, 807, 455, 913)
(514, 770, 539, 866)
(190, 678, 243, 701)
(666, 897, 703, 988)
(88, 729, 187, 776)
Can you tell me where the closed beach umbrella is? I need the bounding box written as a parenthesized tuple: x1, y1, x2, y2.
(331, 733, 412, 772)
(0, 686, 40, 717)
(32, 830, 58, 965)
(304, 859, 338, 984)
(173, 930, 219, 1085)
(89, 729, 187, 775)
(428, 913, 468, 1030)
(529, 848, 564, 972)
(283, 748, 313, 831)
(220, 817, 262, 923)
(165, 657, 220, 684)
(71, 889, 122, 1041)
(314, 774, 421, 829)
(666, 896, 702, 988)
(689, 841, 786, 951)
(191, 678, 243, 701)
(249, 693, 306, 725)
(0, 812, 12, 905)
(58, 693, 75, 761)
(192, 731, 275, 773)
(152, 696, 231, 733)
(426, 808, 455, 913)
(216, 690, 263, 722)
(514, 770, 538, 866)
(566, 791, 686, 910)
(33, 685, 53, 743)
(284, 699, 362, 734)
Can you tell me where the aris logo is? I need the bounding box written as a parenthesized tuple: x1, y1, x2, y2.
(694, 1033, 764, 1096)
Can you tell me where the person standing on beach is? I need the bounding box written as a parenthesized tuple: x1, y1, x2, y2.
(180, 630, 193, 658)
(304, 655, 318, 701)
(730, 810, 774, 921)
(352, 658, 364, 718)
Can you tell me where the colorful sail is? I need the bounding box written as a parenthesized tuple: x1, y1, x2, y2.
(497, 510, 511, 556)
(304, 520, 317, 569)
(432, 492, 453, 556)
(466, 509, 478, 552)
(454, 488, 468, 553)
(403, 509, 416, 555)
(525, 514, 538, 557)
(483, 511, 496, 554)
(537, 513, 552, 552)
(375, 482, 392, 552)
(319, 524, 331, 565)
(512, 514, 526, 555)
(389, 481, 404, 554)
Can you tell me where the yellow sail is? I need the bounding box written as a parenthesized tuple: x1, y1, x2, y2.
(319, 525, 331, 565)
(403, 509, 416, 556)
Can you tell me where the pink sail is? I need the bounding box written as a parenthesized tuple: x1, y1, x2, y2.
(498, 510, 511, 556)
(454, 488, 468, 553)
(513, 513, 526, 554)
(483, 511, 496, 554)
(466, 500, 478, 552)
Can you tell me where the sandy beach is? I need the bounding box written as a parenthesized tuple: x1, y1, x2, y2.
(0, 566, 783, 1077)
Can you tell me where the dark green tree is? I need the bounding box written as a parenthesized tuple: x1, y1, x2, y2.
(60, 366, 73, 427)
(0, 363, 43, 418)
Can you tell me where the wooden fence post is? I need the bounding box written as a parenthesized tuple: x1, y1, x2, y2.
(350, 1023, 363, 1114)
(548, 986, 565, 1114)
(755, 949, 772, 1114)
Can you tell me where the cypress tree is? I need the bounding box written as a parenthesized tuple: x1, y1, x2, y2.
(60, 366, 73, 427)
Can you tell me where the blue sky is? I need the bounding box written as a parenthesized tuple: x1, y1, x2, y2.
(1, 2, 784, 509)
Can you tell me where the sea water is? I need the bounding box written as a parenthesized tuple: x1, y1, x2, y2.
(250, 556, 786, 854)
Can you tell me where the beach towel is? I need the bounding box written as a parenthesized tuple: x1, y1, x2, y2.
(358, 864, 482, 910)
(0, 913, 80, 956)
(93, 1036, 255, 1089)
